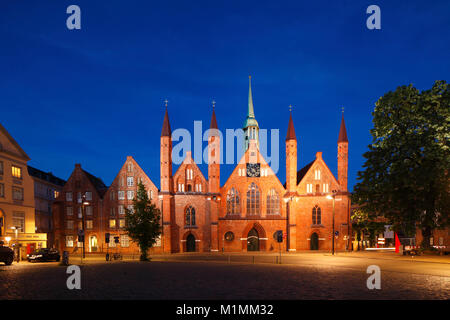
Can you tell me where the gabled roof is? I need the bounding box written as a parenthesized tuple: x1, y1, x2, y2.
(83, 169, 108, 197)
(173, 151, 207, 183)
(0, 122, 30, 160)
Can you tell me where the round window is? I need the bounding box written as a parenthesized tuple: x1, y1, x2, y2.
(224, 232, 234, 242)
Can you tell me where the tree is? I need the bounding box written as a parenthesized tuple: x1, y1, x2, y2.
(124, 182, 161, 261)
(351, 207, 385, 250)
(353, 80, 450, 249)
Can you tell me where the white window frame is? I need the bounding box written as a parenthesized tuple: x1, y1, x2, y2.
(127, 177, 134, 187)
(127, 190, 134, 200)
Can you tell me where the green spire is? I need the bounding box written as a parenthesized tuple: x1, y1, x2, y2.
(248, 75, 255, 118)
(244, 75, 259, 128)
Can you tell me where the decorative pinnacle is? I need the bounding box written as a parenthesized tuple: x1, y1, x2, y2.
(341, 106, 344, 114)
(164, 99, 168, 109)
(212, 100, 216, 109)
(289, 104, 292, 112)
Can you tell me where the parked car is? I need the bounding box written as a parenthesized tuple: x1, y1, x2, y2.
(27, 248, 61, 262)
(0, 242, 14, 266)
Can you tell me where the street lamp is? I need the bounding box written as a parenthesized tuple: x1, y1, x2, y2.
(326, 190, 338, 255)
(283, 194, 297, 252)
(79, 194, 90, 259)
(11, 226, 20, 262)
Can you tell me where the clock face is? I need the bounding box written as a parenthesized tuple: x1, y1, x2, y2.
(246, 163, 260, 177)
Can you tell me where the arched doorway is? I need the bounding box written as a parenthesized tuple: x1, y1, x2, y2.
(247, 228, 259, 251)
(186, 234, 196, 252)
(310, 232, 319, 250)
(89, 235, 98, 252)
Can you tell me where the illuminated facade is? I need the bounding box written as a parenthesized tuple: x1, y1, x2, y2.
(0, 123, 47, 259)
(53, 80, 351, 254)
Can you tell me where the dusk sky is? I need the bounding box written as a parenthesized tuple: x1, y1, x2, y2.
(1, 0, 449, 191)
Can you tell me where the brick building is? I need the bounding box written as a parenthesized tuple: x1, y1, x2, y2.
(160, 77, 351, 253)
(53, 164, 108, 254)
(27, 166, 66, 248)
(53, 78, 351, 254)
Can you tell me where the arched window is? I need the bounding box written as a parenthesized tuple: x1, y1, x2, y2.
(185, 206, 196, 226)
(246, 183, 260, 215)
(226, 188, 240, 215)
(312, 205, 321, 225)
(266, 188, 280, 215)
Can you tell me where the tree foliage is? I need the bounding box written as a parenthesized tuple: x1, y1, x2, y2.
(124, 182, 161, 261)
(353, 80, 450, 248)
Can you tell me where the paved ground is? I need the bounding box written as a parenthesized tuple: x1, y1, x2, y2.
(1, 252, 449, 300)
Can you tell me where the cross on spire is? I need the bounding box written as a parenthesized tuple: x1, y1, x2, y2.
(164, 99, 168, 109)
(212, 99, 216, 109)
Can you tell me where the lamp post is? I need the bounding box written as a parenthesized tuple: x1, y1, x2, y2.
(283, 195, 295, 252)
(11, 226, 19, 262)
(80, 194, 90, 259)
(326, 190, 338, 255)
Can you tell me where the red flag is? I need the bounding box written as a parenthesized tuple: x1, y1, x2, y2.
(395, 233, 401, 253)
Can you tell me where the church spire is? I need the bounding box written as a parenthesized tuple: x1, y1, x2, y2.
(243, 76, 259, 151)
(161, 99, 171, 137)
(248, 75, 255, 119)
(337, 108, 348, 143)
(286, 105, 297, 141)
(210, 100, 218, 130)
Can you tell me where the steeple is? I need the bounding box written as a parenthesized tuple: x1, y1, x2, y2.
(285, 105, 298, 193)
(286, 105, 296, 141)
(248, 76, 255, 119)
(161, 100, 171, 137)
(337, 108, 348, 191)
(244, 76, 259, 129)
(243, 75, 259, 151)
(208, 100, 220, 194)
(210, 100, 218, 130)
(337, 109, 348, 143)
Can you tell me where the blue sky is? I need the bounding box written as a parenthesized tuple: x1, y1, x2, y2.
(1, 0, 449, 191)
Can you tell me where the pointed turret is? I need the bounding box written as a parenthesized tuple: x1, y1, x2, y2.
(160, 101, 173, 193)
(285, 106, 298, 193)
(337, 109, 348, 191)
(210, 103, 218, 130)
(337, 114, 348, 143)
(161, 107, 171, 137)
(286, 106, 297, 141)
(243, 76, 259, 151)
(208, 101, 220, 193)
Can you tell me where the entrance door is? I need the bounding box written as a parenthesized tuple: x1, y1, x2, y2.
(247, 228, 259, 251)
(186, 234, 196, 252)
(310, 233, 319, 250)
(89, 236, 98, 252)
